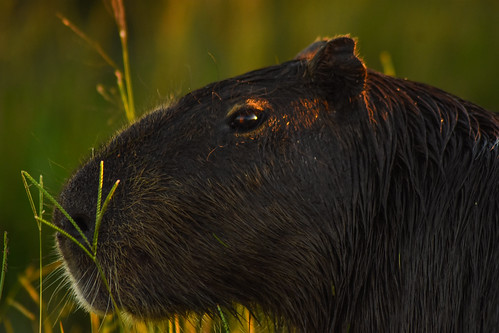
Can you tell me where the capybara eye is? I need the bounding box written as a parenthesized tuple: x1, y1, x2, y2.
(228, 108, 266, 133)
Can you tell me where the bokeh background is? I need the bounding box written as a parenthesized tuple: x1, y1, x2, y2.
(1, 0, 498, 330)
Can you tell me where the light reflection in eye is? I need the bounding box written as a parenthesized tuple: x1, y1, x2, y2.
(229, 106, 266, 133)
(234, 112, 258, 124)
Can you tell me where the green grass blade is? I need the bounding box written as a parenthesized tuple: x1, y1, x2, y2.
(217, 305, 230, 333)
(21, 171, 38, 218)
(38, 175, 44, 226)
(121, 44, 135, 123)
(100, 179, 120, 221)
(111, 0, 135, 123)
(35, 217, 94, 259)
(93, 179, 120, 254)
(21, 171, 92, 249)
(115, 70, 131, 122)
(0, 231, 8, 302)
(95, 161, 104, 239)
(37, 175, 43, 333)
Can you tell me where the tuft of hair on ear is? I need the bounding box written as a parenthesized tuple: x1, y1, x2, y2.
(306, 36, 367, 107)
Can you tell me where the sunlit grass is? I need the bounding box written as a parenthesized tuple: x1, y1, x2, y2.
(0, 260, 61, 333)
(57, 0, 136, 124)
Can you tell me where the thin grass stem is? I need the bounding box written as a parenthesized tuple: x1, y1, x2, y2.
(115, 70, 131, 122)
(58, 3, 136, 125)
(217, 305, 230, 333)
(96, 161, 104, 220)
(0, 231, 8, 302)
(121, 41, 135, 123)
(38, 175, 43, 333)
(111, 0, 135, 123)
(21, 171, 92, 249)
(21, 171, 37, 218)
(93, 179, 120, 254)
(56, 13, 119, 70)
(35, 217, 94, 259)
(93, 161, 104, 254)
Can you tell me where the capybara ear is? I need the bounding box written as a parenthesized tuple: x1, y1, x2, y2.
(307, 37, 367, 103)
(294, 38, 328, 60)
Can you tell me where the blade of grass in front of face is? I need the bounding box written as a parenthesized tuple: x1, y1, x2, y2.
(96, 161, 104, 226)
(22, 177, 93, 257)
(93, 161, 104, 254)
(93, 179, 119, 254)
(87, 162, 125, 328)
(93, 161, 120, 255)
(88, 162, 124, 325)
(22, 170, 125, 328)
(0, 231, 7, 302)
(34, 216, 94, 259)
(21, 171, 92, 249)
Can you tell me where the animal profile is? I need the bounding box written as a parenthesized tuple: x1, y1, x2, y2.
(54, 36, 499, 332)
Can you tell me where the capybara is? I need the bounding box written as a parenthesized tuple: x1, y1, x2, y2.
(54, 36, 499, 332)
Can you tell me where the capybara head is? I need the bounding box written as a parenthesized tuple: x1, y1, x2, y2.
(54, 36, 499, 331)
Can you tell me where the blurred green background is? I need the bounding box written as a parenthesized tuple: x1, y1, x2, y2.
(0, 0, 498, 330)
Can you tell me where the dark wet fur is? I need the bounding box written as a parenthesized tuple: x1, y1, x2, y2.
(54, 37, 499, 331)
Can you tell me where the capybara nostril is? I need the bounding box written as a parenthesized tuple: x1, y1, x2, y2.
(55, 210, 94, 242)
(72, 213, 92, 234)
